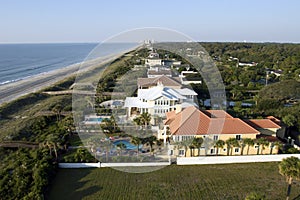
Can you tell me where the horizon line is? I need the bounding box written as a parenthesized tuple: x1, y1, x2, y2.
(0, 40, 300, 45)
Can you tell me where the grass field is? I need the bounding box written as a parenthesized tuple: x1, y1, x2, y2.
(47, 162, 300, 200)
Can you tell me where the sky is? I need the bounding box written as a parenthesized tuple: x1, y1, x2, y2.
(1, 0, 300, 43)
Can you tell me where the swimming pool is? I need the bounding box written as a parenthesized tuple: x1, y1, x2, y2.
(88, 118, 103, 122)
(113, 140, 142, 150)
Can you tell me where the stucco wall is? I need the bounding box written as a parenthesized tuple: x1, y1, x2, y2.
(177, 154, 300, 165)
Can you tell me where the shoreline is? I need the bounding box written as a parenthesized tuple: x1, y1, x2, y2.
(0, 44, 141, 106)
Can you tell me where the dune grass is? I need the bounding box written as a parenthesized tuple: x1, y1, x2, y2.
(47, 162, 300, 200)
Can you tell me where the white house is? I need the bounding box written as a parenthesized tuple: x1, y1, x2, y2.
(124, 82, 198, 120)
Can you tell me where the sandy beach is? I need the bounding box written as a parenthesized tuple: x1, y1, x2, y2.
(0, 45, 141, 105)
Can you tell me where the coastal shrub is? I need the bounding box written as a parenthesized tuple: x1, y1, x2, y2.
(0, 93, 48, 118)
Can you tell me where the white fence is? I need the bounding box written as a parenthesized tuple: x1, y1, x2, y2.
(59, 154, 300, 168)
(59, 162, 171, 169)
(177, 154, 300, 165)
(59, 163, 100, 168)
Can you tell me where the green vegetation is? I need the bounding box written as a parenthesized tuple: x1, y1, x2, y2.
(2, 42, 300, 199)
(279, 156, 300, 200)
(0, 148, 56, 199)
(48, 163, 300, 200)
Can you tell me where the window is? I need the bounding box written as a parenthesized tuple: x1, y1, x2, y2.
(179, 150, 185, 156)
(213, 135, 219, 141)
(236, 135, 241, 140)
(223, 148, 227, 152)
(169, 150, 173, 155)
(234, 148, 239, 153)
(254, 145, 259, 148)
(210, 149, 215, 154)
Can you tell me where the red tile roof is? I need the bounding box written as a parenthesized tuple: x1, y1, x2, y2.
(266, 116, 281, 125)
(245, 119, 281, 129)
(165, 106, 259, 136)
(256, 134, 282, 142)
(203, 110, 233, 118)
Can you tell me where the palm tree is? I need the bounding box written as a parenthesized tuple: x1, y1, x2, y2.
(278, 156, 300, 200)
(260, 139, 269, 155)
(173, 138, 193, 157)
(239, 139, 246, 155)
(232, 139, 240, 155)
(100, 139, 113, 162)
(140, 112, 151, 128)
(226, 138, 237, 156)
(182, 138, 195, 157)
(214, 140, 225, 156)
(256, 138, 269, 155)
(192, 137, 203, 156)
(143, 135, 157, 155)
(52, 104, 63, 122)
(133, 116, 142, 129)
(131, 137, 141, 157)
(116, 143, 126, 156)
(75, 148, 88, 162)
(270, 141, 281, 154)
(243, 138, 255, 155)
(44, 134, 61, 160)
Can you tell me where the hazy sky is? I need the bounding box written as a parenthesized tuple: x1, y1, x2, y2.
(1, 0, 300, 43)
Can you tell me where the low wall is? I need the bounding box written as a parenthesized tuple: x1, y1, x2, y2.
(177, 154, 300, 165)
(59, 162, 170, 168)
(59, 163, 100, 168)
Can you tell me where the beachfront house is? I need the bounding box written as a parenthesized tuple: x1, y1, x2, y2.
(124, 82, 198, 123)
(159, 106, 281, 157)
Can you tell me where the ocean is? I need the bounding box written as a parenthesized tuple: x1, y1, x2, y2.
(0, 43, 137, 85)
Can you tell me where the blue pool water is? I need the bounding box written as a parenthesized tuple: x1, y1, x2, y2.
(113, 140, 142, 150)
(88, 118, 103, 122)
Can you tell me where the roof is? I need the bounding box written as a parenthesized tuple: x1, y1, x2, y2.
(245, 119, 281, 129)
(266, 116, 281, 125)
(165, 106, 259, 136)
(138, 86, 191, 101)
(137, 75, 182, 88)
(176, 88, 198, 96)
(256, 134, 282, 143)
(203, 110, 233, 118)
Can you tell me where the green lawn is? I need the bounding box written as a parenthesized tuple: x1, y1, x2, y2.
(47, 162, 300, 200)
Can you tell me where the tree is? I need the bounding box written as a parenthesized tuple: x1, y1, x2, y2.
(100, 139, 113, 162)
(143, 135, 157, 155)
(226, 138, 239, 156)
(192, 137, 203, 156)
(282, 114, 297, 127)
(43, 134, 61, 160)
(278, 156, 300, 200)
(131, 137, 141, 157)
(133, 112, 151, 129)
(243, 138, 255, 155)
(101, 116, 120, 134)
(116, 143, 126, 156)
(270, 141, 281, 154)
(52, 104, 63, 122)
(214, 140, 225, 156)
(256, 138, 269, 155)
